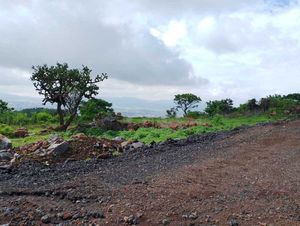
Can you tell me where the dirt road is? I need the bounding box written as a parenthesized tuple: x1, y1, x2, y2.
(1, 120, 300, 225)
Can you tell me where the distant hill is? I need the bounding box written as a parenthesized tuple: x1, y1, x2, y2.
(0, 93, 205, 117)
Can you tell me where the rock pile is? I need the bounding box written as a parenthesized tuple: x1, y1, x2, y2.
(5, 134, 146, 165)
(16, 135, 69, 158)
(14, 127, 29, 138)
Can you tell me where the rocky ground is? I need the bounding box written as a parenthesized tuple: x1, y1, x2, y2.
(0, 120, 300, 225)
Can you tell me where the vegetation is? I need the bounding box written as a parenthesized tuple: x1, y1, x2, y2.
(31, 63, 108, 130)
(173, 93, 202, 116)
(205, 99, 234, 116)
(79, 98, 114, 122)
(166, 107, 177, 118)
(0, 99, 13, 114)
(84, 114, 274, 144)
(0, 90, 299, 148)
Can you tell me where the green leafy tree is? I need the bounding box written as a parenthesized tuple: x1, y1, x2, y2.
(205, 99, 234, 116)
(286, 93, 300, 102)
(79, 98, 114, 121)
(259, 97, 271, 112)
(0, 99, 13, 114)
(174, 93, 202, 116)
(31, 63, 108, 130)
(246, 98, 259, 112)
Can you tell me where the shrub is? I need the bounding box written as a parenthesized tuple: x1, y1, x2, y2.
(79, 98, 114, 122)
(185, 111, 202, 119)
(0, 124, 14, 137)
(11, 113, 30, 126)
(33, 112, 54, 123)
(205, 99, 234, 116)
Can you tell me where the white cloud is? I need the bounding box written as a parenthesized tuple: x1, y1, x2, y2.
(0, 0, 300, 115)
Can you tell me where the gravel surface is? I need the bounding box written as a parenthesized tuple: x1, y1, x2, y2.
(0, 120, 300, 225)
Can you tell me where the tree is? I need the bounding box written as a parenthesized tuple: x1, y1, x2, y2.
(174, 93, 201, 116)
(0, 99, 13, 114)
(79, 98, 114, 121)
(246, 98, 259, 112)
(205, 99, 234, 116)
(286, 93, 300, 102)
(259, 98, 271, 112)
(166, 107, 177, 118)
(31, 63, 108, 130)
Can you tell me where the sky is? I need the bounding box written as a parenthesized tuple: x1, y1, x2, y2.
(0, 0, 299, 115)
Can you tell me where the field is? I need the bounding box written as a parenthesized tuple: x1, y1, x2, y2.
(2, 113, 286, 148)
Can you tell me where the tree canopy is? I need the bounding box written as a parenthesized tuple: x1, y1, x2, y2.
(0, 99, 13, 114)
(31, 62, 107, 130)
(79, 98, 114, 121)
(174, 93, 202, 116)
(205, 99, 234, 116)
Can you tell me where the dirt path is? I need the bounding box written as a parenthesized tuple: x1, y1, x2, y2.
(0, 120, 300, 225)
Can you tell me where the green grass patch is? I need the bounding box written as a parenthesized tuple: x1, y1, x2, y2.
(2, 112, 290, 147)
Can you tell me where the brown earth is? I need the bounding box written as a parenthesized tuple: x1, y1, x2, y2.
(0, 120, 300, 225)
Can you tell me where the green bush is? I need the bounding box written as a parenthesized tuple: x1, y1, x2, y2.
(79, 98, 114, 122)
(33, 112, 54, 123)
(12, 113, 30, 126)
(0, 124, 14, 137)
(205, 99, 234, 116)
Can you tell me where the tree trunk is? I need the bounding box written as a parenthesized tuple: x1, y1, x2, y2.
(57, 103, 65, 127)
(60, 96, 82, 131)
(61, 113, 77, 131)
(183, 107, 188, 117)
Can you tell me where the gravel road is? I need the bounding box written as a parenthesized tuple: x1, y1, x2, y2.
(0, 120, 299, 225)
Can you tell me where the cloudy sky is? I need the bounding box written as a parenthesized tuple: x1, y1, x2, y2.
(0, 0, 299, 115)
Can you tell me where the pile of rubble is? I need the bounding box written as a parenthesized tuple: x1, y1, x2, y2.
(0, 133, 146, 168)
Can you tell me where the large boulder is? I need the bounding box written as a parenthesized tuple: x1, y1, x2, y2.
(113, 136, 125, 142)
(0, 135, 12, 150)
(128, 142, 144, 151)
(96, 116, 127, 131)
(47, 141, 69, 156)
(0, 150, 13, 161)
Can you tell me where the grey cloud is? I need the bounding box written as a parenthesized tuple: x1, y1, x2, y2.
(137, 0, 260, 18)
(0, 0, 207, 86)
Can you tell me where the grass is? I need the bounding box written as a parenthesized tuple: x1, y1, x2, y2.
(84, 114, 278, 144)
(2, 112, 289, 147)
(6, 124, 72, 147)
